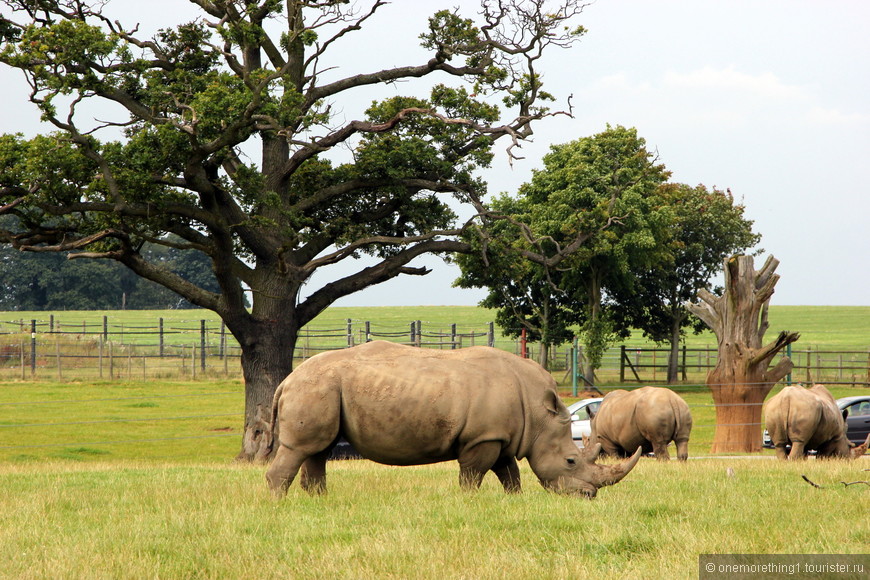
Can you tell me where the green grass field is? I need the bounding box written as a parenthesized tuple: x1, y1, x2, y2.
(1, 374, 869, 577)
(1, 306, 867, 577)
(1, 458, 867, 579)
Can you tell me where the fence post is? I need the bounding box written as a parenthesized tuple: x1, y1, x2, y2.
(451, 324, 457, 349)
(346, 319, 353, 348)
(49, 314, 54, 333)
(365, 321, 371, 342)
(159, 317, 164, 358)
(488, 322, 494, 348)
(806, 346, 812, 382)
(103, 315, 108, 342)
(30, 319, 36, 377)
(55, 337, 62, 380)
(416, 320, 422, 347)
(681, 344, 687, 381)
(200, 320, 206, 372)
(520, 328, 527, 359)
(620, 345, 625, 383)
(410, 322, 416, 346)
(99, 335, 104, 379)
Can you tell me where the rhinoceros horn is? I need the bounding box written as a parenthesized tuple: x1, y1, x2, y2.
(585, 445, 643, 487)
(851, 434, 870, 458)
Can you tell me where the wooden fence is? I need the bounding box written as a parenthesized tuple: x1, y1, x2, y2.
(0, 316, 868, 386)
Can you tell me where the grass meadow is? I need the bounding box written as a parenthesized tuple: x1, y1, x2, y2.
(0, 458, 868, 579)
(1, 304, 868, 578)
(1, 378, 869, 578)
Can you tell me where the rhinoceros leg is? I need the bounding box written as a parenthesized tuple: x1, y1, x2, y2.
(597, 438, 621, 458)
(788, 441, 808, 460)
(457, 441, 503, 491)
(491, 456, 521, 493)
(265, 444, 308, 497)
(651, 441, 671, 461)
(674, 438, 689, 461)
(299, 448, 332, 495)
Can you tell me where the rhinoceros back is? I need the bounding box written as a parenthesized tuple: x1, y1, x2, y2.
(275, 341, 549, 465)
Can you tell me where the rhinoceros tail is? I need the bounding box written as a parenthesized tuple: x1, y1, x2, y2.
(668, 396, 687, 440)
(265, 382, 285, 456)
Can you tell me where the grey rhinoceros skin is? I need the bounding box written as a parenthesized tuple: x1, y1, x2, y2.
(764, 384, 869, 459)
(264, 341, 640, 498)
(590, 386, 693, 461)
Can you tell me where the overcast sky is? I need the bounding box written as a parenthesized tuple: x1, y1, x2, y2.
(2, 1, 868, 307)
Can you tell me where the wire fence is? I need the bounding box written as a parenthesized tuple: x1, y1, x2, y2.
(1, 315, 869, 386)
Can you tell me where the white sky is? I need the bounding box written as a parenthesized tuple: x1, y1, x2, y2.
(2, 1, 868, 307)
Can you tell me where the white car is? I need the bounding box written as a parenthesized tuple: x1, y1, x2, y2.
(567, 398, 603, 446)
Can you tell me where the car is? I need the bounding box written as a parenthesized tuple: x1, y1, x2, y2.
(839, 395, 870, 445)
(762, 395, 870, 449)
(567, 398, 603, 446)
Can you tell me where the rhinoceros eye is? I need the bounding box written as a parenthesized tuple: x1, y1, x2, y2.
(566, 457, 576, 466)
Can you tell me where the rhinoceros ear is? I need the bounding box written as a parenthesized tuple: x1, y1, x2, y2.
(544, 390, 561, 415)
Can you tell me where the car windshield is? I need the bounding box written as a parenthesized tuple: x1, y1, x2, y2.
(570, 401, 600, 420)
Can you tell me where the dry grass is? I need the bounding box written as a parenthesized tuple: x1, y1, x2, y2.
(0, 457, 867, 579)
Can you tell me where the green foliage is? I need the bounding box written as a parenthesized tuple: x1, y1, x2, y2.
(612, 184, 761, 346)
(579, 310, 617, 371)
(458, 126, 672, 373)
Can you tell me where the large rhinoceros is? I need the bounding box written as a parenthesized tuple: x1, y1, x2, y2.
(265, 341, 641, 498)
(590, 386, 693, 461)
(764, 384, 870, 459)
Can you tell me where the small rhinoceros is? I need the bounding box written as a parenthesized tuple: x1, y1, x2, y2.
(590, 386, 693, 461)
(764, 384, 870, 459)
(265, 341, 640, 498)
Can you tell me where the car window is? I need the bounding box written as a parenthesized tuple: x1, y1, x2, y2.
(587, 402, 600, 418)
(850, 402, 870, 417)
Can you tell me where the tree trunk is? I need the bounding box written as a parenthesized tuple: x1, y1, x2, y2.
(686, 255, 800, 453)
(581, 270, 603, 386)
(666, 316, 681, 384)
(538, 341, 550, 370)
(235, 319, 299, 462)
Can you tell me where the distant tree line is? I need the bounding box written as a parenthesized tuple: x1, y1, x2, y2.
(0, 221, 227, 310)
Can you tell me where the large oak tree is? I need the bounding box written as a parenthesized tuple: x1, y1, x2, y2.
(0, 0, 588, 460)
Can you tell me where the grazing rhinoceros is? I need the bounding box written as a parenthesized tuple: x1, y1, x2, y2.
(764, 384, 870, 460)
(265, 341, 641, 498)
(590, 386, 693, 461)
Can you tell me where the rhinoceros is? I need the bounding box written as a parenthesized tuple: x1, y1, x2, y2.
(590, 386, 693, 461)
(264, 341, 641, 498)
(764, 384, 870, 459)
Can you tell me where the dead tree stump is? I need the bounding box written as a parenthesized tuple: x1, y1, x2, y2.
(686, 255, 800, 453)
